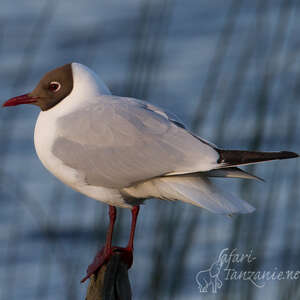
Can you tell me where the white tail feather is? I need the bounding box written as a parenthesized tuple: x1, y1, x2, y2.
(124, 175, 255, 214)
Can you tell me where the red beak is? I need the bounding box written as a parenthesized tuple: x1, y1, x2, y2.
(2, 94, 38, 107)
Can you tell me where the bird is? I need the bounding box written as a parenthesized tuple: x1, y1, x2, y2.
(3, 63, 299, 282)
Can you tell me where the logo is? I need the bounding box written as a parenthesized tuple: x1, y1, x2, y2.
(195, 248, 300, 294)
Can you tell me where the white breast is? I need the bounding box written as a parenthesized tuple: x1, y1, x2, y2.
(34, 110, 85, 187)
(34, 110, 129, 208)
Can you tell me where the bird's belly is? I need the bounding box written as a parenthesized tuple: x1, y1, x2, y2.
(34, 112, 130, 208)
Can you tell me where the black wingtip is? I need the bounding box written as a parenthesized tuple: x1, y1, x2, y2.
(217, 149, 299, 167)
(281, 151, 299, 159)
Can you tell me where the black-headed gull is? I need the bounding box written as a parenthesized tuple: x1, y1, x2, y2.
(3, 63, 298, 281)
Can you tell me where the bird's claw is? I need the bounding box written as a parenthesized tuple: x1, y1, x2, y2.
(81, 246, 133, 283)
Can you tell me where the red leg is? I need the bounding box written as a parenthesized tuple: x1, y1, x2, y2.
(81, 205, 140, 283)
(110, 205, 140, 268)
(81, 205, 116, 283)
(105, 205, 117, 252)
(127, 205, 140, 250)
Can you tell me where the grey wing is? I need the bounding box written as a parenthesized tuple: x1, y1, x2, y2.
(141, 100, 188, 129)
(53, 96, 220, 188)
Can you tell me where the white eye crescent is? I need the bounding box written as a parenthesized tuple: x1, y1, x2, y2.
(48, 81, 61, 92)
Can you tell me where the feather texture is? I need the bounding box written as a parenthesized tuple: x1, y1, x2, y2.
(123, 175, 255, 214)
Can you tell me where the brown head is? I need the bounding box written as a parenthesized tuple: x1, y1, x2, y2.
(3, 64, 73, 111)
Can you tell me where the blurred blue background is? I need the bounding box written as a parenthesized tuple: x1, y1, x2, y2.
(0, 0, 299, 299)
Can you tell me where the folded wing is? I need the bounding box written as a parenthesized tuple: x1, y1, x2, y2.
(53, 96, 220, 188)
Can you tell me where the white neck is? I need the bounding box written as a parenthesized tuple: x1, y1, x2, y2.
(40, 63, 111, 116)
(71, 63, 111, 98)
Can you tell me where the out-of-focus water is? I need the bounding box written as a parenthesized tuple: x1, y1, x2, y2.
(0, 0, 299, 299)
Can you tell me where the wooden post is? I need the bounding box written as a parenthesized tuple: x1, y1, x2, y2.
(85, 252, 132, 300)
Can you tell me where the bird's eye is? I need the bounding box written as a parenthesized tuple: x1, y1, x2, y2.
(48, 81, 61, 92)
